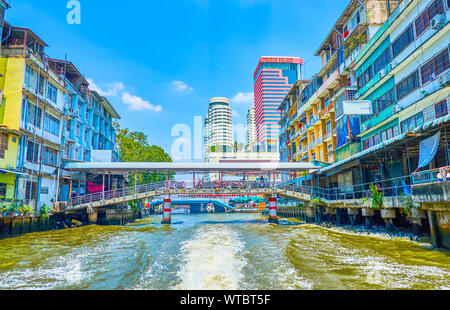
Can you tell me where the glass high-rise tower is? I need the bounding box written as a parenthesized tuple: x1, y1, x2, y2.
(253, 56, 302, 152)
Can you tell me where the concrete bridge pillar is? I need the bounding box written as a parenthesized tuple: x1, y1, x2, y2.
(162, 196, 172, 225)
(268, 195, 278, 224)
(88, 210, 98, 225)
(381, 209, 396, 232)
(427, 210, 450, 249)
(411, 209, 427, 236)
(347, 208, 359, 226)
(305, 207, 315, 223)
(362, 208, 374, 229)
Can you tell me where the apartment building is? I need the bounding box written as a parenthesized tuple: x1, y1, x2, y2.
(279, 0, 398, 171)
(0, 25, 68, 207)
(319, 0, 450, 192)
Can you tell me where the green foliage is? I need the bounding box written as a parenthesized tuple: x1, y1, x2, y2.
(297, 202, 304, 210)
(0, 202, 8, 215)
(19, 204, 35, 215)
(344, 32, 367, 58)
(310, 197, 322, 207)
(115, 124, 173, 185)
(369, 184, 383, 210)
(8, 203, 18, 214)
(129, 200, 140, 213)
(400, 194, 415, 218)
(360, 197, 369, 203)
(39, 204, 51, 219)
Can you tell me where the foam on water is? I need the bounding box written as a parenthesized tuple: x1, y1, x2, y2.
(175, 224, 246, 290)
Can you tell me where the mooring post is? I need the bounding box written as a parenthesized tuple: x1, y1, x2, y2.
(268, 194, 279, 224)
(162, 195, 172, 225)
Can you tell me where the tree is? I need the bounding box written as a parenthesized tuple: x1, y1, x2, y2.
(115, 124, 173, 185)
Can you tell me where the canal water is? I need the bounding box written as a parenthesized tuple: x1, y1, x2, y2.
(0, 213, 449, 290)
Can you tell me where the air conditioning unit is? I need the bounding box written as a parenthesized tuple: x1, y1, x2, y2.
(379, 68, 387, 79)
(431, 14, 446, 30)
(393, 105, 402, 114)
(389, 61, 398, 71)
(438, 71, 450, 87)
(361, 124, 368, 132)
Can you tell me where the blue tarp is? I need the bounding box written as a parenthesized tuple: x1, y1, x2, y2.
(417, 132, 441, 171)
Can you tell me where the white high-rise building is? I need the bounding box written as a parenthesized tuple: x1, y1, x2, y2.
(204, 97, 233, 157)
(247, 106, 257, 152)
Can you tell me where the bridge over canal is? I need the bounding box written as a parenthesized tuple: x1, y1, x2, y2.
(62, 162, 320, 224)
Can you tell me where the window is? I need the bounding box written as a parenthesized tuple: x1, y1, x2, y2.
(0, 183, 6, 197)
(435, 100, 448, 118)
(376, 88, 396, 112)
(421, 49, 450, 84)
(42, 147, 58, 166)
(25, 181, 37, 202)
(401, 112, 424, 133)
(415, 0, 445, 37)
(396, 71, 419, 100)
(357, 66, 373, 88)
(26, 141, 40, 163)
(326, 121, 331, 133)
(47, 83, 58, 103)
(0, 132, 8, 159)
(392, 24, 414, 58)
(44, 113, 60, 136)
(380, 125, 400, 142)
(374, 47, 392, 74)
(363, 134, 380, 150)
(415, 10, 430, 37)
(27, 103, 42, 128)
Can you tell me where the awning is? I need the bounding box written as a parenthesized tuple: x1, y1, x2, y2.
(0, 169, 28, 176)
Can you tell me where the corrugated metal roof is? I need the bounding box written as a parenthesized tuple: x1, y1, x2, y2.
(63, 162, 321, 173)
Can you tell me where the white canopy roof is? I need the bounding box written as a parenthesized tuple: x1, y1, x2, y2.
(63, 162, 321, 173)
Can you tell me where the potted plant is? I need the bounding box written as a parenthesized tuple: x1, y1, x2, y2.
(0, 202, 7, 217)
(8, 203, 18, 217)
(19, 204, 35, 217)
(39, 204, 51, 219)
(369, 184, 383, 210)
(310, 197, 322, 208)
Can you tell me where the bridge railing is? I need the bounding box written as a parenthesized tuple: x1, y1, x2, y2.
(70, 181, 167, 207)
(278, 175, 413, 202)
(70, 180, 276, 207)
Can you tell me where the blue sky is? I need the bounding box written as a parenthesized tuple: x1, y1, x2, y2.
(6, 0, 349, 157)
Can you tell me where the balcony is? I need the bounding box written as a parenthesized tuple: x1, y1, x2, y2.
(309, 141, 316, 149)
(312, 115, 320, 126)
(323, 131, 332, 142)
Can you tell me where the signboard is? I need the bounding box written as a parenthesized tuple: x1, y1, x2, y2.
(342, 100, 372, 116)
(259, 202, 266, 210)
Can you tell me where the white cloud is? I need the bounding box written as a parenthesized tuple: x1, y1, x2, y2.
(172, 80, 194, 92)
(88, 78, 163, 113)
(122, 92, 163, 112)
(87, 78, 124, 97)
(231, 92, 254, 105)
(231, 92, 255, 105)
